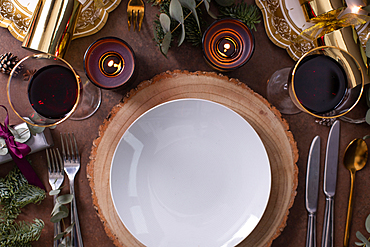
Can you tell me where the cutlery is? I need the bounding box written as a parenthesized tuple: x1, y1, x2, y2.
(306, 136, 320, 247)
(46, 148, 64, 247)
(343, 138, 368, 247)
(321, 120, 340, 247)
(127, 0, 145, 31)
(61, 133, 83, 247)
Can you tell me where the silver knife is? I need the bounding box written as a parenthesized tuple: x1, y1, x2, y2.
(321, 120, 340, 247)
(306, 135, 321, 247)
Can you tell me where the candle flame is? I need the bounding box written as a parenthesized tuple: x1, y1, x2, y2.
(224, 43, 231, 53)
(351, 6, 361, 13)
(108, 60, 114, 67)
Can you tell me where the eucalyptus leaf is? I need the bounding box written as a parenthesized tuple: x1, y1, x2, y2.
(203, 0, 217, 19)
(355, 242, 364, 246)
(170, 0, 184, 23)
(366, 86, 370, 107)
(160, 13, 171, 33)
(179, 0, 200, 30)
(356, 231, 370, 246)
(49, 189, 61, 196)
(64, 223, 75, 233)
(366, 109, 370, 125)
(59, 204, 69, 214)
(169, 0, 186, 46)
(214, 0, 235, 7)
(0, 138, 8, 155)
(366, 213, 370, 233)
(179, 23, 186, 46)
(56, 194, 73, 205)
(13, 128, 31, 143)
(51, 210, 69, 223)
(51, 202, 61, 216)
(161, 32, 172, 56)
(153, 25, 159, 42)
(55, 232, 65, 241)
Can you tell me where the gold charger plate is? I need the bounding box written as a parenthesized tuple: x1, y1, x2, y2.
(256, 0, 370, 60)
(0, 0, 121, 41)
(87, 71, 299, 247)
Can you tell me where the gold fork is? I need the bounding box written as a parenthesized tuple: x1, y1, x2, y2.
(127, 0, 145, 31)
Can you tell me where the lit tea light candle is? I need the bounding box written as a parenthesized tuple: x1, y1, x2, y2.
(99, 51, 124, 76)
(202, 18, 254, 72)
(216, 37, 238, 58)
(84, 37, 136, 89)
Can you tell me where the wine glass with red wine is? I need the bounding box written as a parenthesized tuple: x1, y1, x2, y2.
(267, 46, 364, 118)
(7, 53, 98, 127)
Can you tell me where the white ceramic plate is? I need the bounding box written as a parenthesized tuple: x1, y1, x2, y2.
(110, 99, 271, 247)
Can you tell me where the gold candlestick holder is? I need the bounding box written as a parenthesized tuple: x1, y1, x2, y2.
(314, 25, 369, 85)
(299, 0, 346, 22)
(22, 0, 82, 58)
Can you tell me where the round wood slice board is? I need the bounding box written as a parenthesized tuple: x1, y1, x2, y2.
(87, 70, 299, 247)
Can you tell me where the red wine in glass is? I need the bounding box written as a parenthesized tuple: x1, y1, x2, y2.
(28, 65, 78, 119)
(292, 54, 347, 114)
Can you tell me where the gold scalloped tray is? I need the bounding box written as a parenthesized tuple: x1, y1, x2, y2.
(256, 0, 370, 60)
(0, 0, 121, 41)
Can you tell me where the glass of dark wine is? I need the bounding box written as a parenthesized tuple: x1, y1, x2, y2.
(267, 46, 364, 118)
(7, 53, 100, 127)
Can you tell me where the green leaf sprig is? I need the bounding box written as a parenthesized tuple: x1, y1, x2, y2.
(49, 188, 74, 247)
(355, 213, 370, 246)
(0, 166, 46, 247)
(154, 0, 211, 56)
(152, 0, 261, 56)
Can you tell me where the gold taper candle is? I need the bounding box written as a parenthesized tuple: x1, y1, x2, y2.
(299, 0, 346, 22)
(22, 0, 82, 58)
(314, 26, 369, 85)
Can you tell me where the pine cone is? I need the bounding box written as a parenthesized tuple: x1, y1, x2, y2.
(0, 52, 22, 75)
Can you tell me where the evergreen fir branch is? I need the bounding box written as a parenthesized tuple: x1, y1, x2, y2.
(0, 166, 45, 246)
(218, 1, 261, 31)
(184, 6, 205, 46)
(0, 219, 44, 247)
(11, 185, 45, 209)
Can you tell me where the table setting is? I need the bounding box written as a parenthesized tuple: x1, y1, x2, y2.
(0, 0, 369, 246)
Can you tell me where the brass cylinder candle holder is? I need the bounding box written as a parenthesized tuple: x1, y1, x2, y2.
(202, 18, 255, 72)
(299, 0, 346, 22)
(314, 25, 369, 85)
(22, 0, 82, 58)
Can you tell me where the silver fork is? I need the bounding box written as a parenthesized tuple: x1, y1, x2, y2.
(46, 148, 64, 247)
(61, 133, 83, 247)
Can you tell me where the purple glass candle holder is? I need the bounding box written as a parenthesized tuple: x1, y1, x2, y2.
(84, 37, 136, 89)
(202, 18, 255, 72)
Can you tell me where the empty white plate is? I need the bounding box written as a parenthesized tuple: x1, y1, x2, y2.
(110, 99, 271, 247)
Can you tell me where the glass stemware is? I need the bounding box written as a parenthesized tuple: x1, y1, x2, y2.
(267, 46, 364, 118)
(7, 53, 101, 127)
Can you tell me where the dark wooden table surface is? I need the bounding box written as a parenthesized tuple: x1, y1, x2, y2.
(0, 1, 370, 246)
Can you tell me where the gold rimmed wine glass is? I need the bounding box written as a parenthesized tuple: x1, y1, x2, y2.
(267, 46, 364, 119)
(7, 53, 100, 127)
